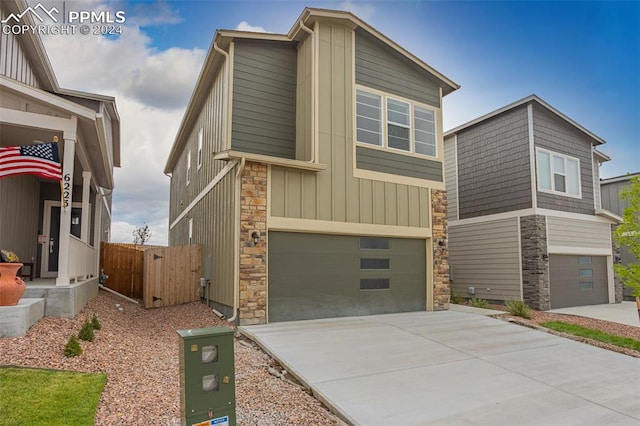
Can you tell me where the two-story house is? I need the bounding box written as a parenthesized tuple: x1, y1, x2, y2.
(444, 95, 621, 310)
(601, 172, 640, 300)
(165, 7, 459, 325)
(0, 0, 120, 317)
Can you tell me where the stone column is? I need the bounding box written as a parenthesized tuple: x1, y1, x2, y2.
(520, 215, 550, 310)
(431, 189, 450, 311)
(611, 223, 623, 303)
(238, 162, 267, 325)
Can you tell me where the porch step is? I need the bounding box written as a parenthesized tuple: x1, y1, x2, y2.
(0, 298, 44, 337)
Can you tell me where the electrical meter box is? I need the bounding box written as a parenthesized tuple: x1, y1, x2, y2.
(178, 327, 236, 426)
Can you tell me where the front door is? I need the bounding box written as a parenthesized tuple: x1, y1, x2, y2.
(41, 202, 83, 277)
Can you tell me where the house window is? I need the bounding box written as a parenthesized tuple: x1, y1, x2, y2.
(536, 148, 581, 197)
(356, 87, 437, 157)
(197, 128, 203, 170)
(188, 218, 193, 245)
(186, 150, 191, 186)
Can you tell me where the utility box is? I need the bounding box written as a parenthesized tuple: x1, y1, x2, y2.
(178, 327, 236, 426)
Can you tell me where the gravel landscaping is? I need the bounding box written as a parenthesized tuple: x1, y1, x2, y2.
(2, 292, 639, 425)
(0, 291, 340, 425)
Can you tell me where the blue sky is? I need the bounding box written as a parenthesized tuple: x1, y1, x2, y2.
(36, 0, 640, 244)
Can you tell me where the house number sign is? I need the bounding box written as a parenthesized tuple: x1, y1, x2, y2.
(62, 173, 71, 208)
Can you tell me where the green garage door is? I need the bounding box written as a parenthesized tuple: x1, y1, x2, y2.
(268, 232, 426, 322)
(549, 255, 608, 309)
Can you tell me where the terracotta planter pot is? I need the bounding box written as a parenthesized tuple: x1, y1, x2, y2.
(0, 262, 26, 306)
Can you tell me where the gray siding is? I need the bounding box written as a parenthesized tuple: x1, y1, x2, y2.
(533, 104, 595, 214)
(231, 39, 297, 159)
(356, 146, 442, 181)
(444, 136, 458, 221)
(449, 218, 522, 301)
(0, 3, 40, 88)
(456, 106, 532, 219)
(0, 175, 40, 263)
(354, 28, 440, 108)
(546, 216, 612, 251)
(601, 178, 633, 216)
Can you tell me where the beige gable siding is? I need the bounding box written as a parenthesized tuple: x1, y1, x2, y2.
(270, 21, 432, 229)
(444, 136, 458, 221)
(168, 64, 235, 307)
(0, 89, 72, 118)
(0, 5, 40, 88)
(449, 218, 521, 301)
(546, 216, 611, 250)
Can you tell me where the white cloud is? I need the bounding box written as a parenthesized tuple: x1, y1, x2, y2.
(339, 0, 375, 20)
(235, 21, 267, 32)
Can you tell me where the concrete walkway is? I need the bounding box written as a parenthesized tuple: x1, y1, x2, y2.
(549, 301, 639, 327)
(242, 311, 640, 425)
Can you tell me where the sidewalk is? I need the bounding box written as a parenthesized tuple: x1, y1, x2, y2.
(549, 301, 639, 327)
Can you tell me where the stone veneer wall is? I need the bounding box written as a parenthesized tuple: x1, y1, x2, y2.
(611, 224, 623, 303)
(520, 215, 550, 310)
(239, 162, 267, 325)
(431, 189, 449, 310)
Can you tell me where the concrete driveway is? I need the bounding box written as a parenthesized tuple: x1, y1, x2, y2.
(549, 301, 639, 327)
(241, 311, 640, 425)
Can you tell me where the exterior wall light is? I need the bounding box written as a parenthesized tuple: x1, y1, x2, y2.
(251, 231, 260, 246)
(438, 239, 446, 250)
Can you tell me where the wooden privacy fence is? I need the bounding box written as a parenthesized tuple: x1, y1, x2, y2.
(100, 243, 201, 308)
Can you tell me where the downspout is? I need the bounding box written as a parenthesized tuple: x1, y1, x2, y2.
(213, 41, 232, 152)
(298, 20, 317, 164)
(227, 156, 246, 324)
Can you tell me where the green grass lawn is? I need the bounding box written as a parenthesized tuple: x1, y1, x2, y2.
(0, 367, 106, 425)
(541, 321, 640, 351)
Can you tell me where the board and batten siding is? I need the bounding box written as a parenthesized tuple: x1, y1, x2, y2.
(533, 104, 595, 215)
(444, 136, 458, 221)
(231, 39, 297, 159)
(295, 33, 313, 161)
(168, 65, 236, 308)
(449, 218, 522, 301)
(546, 216, 612, 251)
(355, 146, 442, 181)
(0, 175, 40, 263)
(601, 179, 633, 216)
(456, 106, 532, 219)
(0, 5, 40, 88)
(270, 22, 431, 228)
(354, 28, 440, 108)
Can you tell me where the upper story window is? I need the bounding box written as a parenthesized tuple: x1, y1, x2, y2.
(186, 150, 191, 186)
(197, 128, 203, 170)
(536, 148, 581, 198)
(356, 87, 437, 157)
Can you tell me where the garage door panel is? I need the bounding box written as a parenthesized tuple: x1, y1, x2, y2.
(549, 255, 608, 309)
(269, 232, 426, 322)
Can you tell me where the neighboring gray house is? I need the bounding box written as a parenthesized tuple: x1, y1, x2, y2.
(601, 172, 640, 300)
(444, 95, 621, 310)
(165, 7, 458, 325)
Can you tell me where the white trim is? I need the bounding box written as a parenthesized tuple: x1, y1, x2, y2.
(535, 147, 582, 199)
(268, 216, 431, 238)
(607, 255, 615, 303)
(41, 200, 84, 278)
(169, 160, 238, 230)
(197, 127, 203, 170)
(449, 207, 618, 227)
(353, 168, 445, 190)
(527, 104, 537, 208)
(188, 218, 194, 245)
(595, 208, 622, 223)
(517, 216, 524, 300)
(186, 150, 191, 186)
(214, 150, 326, 171)
(547, 246, 613, 256)
(600, 173, 640, 185)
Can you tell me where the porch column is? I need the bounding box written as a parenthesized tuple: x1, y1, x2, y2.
(94, 192, 103, 278)
(56, 137, 76, 286)
(81, 172, 91, 243)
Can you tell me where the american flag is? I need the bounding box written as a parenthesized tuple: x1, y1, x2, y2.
(0, 142, 62, 180)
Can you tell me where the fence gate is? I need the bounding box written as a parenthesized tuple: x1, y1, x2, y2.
(143, 245, 202, 308)
(100, 243, 144, 299)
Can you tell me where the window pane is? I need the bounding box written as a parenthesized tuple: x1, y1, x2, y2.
(554, 173, 566, 192)
(566, 159, 580, 195)
(414, 107, 434, 121)
(415, 106, 436, 157)
(579, 256, 591, 264)
(360, 278, 390, 290)
(360, 238, 390, 249)
(416, 141, 436, 156)
(579, 282, 593, 291)
(387, 99, 410, 126)
(360, 258, 390, 270)
(537, 151, 552, 190)
(356, 90, 382, 146)
(579, 269, 593, 277)
(553, 155, 565, 173)
(388, 124, 410, 151)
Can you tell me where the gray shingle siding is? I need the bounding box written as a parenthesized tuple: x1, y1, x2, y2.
(532, 104, 595, 214)
(356, 146, 443, 181)
(232, 39, 296, 159)
(457, 106, 532, 219)
(355, 28, 440, 108)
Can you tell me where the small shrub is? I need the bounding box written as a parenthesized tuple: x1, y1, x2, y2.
(505, 299, 532, 319)
(90, 314, 101, 330)
(450, 293, 464, 304)
(78, 320, 95, 342)
(64, 335, 83, 357)
(469, 297, 489, 309)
